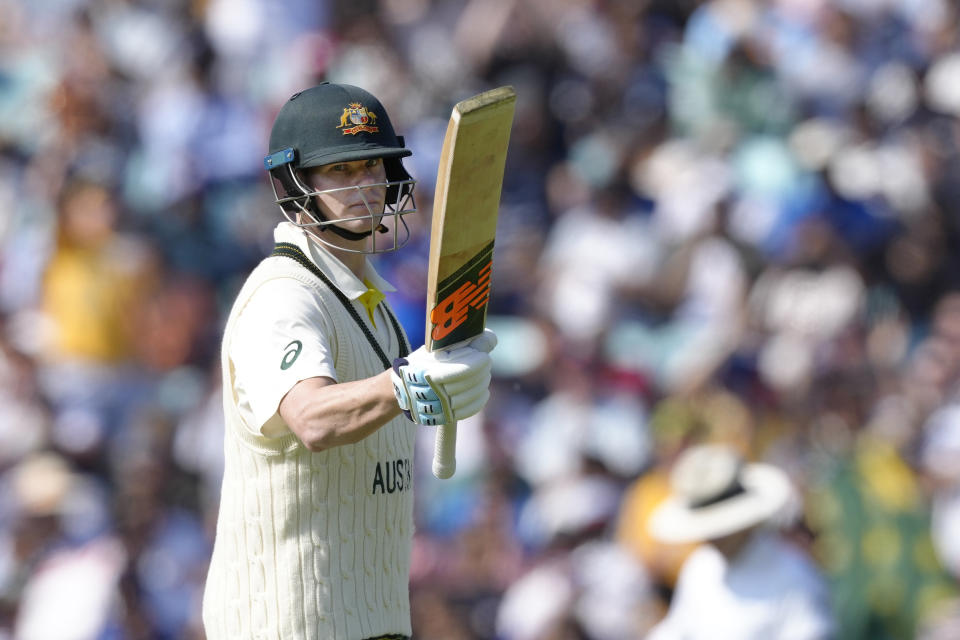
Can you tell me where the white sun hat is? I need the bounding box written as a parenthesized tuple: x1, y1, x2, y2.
(649, 444, 794, 544)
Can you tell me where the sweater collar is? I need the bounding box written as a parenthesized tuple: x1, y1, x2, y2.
(273, 222, 396, 301)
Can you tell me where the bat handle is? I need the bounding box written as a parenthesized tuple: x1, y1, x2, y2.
(432, 421, 457, 479)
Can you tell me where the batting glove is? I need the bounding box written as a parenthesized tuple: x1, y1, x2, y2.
(391, 330, 497, 426)
(466, 328, 498, 354)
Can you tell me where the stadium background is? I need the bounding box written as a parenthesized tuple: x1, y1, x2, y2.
(0, 0, 959, 638)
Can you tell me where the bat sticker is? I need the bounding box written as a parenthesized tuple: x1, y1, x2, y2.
(429, 241, 494, 348)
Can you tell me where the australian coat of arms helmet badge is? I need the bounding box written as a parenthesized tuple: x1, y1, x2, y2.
(338, 103, 380, 135)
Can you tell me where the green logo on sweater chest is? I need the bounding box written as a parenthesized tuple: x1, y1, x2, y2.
(281, 340, 303, 370)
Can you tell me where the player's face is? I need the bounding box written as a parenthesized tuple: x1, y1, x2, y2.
(305, 158, 388, 231)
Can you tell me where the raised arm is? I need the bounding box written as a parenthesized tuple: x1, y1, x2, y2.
(278, 369, 400, 451)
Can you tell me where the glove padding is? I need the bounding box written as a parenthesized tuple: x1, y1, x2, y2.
(392, 330, 496, 426)
(466, 328, 498, 354)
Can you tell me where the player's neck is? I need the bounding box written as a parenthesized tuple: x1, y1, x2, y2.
(320, 230, 370, 277)
(300, 223, 368, 278)
(328, 244, 367, 279)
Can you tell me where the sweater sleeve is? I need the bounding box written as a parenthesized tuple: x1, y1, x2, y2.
(230, 277, 338, 437)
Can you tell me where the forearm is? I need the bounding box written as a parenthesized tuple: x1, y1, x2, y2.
(279, 369, 403, 452)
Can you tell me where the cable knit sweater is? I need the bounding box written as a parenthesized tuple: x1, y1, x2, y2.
(203, 247, 415, 640)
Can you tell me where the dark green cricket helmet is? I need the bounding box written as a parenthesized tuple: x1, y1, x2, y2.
(266, 83, 412, 171)
(264, 82, 416, 252)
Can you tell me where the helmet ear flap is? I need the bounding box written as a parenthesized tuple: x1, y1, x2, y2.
(270, 165, 320, 218)
(384, 138, 413, 202)
(384, 159, 412, 202)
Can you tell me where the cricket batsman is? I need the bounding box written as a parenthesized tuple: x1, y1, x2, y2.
(202, 82, 496, 640)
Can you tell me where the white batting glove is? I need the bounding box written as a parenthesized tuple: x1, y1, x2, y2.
(391, 331, 496, 426)
(467, 328, 498, 354)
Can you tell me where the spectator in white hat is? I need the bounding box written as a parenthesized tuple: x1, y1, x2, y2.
(646, 444, 836, 640)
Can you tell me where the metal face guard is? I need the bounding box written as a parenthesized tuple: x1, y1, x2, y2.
(269, 166, 417, 254)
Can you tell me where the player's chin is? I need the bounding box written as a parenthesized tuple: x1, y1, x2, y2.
(339, 211, 384, 233)
(357, 204, 388, 221)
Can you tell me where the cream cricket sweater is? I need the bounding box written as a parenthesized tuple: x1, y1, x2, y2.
(203, 247, 415, 640)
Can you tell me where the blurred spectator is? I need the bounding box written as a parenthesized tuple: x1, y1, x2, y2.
(806, 425, 958, 640)
(614, 388, 757, 605)
(41, 179, 152, 364)
(4, 452, 123, 640)
(497, 474, 658, 640)
(536, 182, 658, 352)
(646, 443, 835, 640)
(38, 178, 157, 461)
(802, 291, 960, 639)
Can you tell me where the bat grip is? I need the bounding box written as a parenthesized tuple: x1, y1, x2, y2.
(432, 421, 458, 479)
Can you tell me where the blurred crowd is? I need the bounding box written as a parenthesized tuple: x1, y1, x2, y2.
(1, 0, 960, 638)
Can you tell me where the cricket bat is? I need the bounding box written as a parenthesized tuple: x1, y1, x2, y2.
(426, 85, 517, 479)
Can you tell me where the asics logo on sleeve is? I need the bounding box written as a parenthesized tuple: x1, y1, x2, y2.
(281, 340, 303, 370)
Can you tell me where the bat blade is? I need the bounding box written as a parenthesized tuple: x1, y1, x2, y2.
(426, 86, 516, 479)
